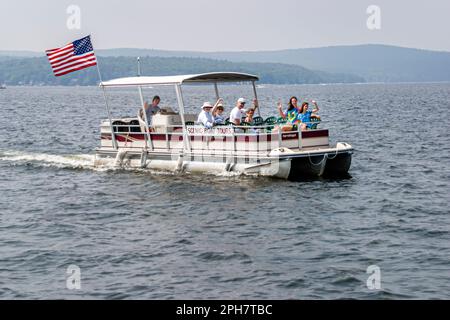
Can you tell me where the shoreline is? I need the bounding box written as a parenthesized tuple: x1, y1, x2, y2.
(2, 81, 450, 88)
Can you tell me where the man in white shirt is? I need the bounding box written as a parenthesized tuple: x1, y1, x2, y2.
(197, 102, 215, 129)
(229, 98, 247, 125)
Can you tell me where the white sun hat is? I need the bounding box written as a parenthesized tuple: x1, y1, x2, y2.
(202, 101, 213, 109)
(237, 97, 246, 104)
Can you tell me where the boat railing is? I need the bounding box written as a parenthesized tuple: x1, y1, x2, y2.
(108, 122, 323, 136)
(108, 120, 322, 134)
(106, 120, 324, 152)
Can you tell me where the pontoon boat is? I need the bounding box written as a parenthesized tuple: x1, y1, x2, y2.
(95, 72, 353, 180)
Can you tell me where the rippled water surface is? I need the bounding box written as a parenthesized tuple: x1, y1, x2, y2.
(0, 83, 449, 299)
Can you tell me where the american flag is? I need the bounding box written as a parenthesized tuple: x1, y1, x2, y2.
(46, 35, 98, 77)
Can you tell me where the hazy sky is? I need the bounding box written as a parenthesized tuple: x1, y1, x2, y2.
(1, 0, 449, 52)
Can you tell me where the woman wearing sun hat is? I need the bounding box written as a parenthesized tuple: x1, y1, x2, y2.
(197, 101, 215, 129)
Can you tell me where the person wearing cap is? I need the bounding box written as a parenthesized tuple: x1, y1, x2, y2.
(229, 98, 247, 125)
(197, 101, 215, 129)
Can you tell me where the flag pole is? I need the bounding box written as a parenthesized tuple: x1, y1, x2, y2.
(90, 35, 118, 150)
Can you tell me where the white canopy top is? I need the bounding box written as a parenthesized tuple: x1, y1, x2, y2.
(99, 72, 259, 88)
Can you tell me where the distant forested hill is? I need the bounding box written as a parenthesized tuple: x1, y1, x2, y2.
(0, 56, 363, 86)
(3, 44, 448, 84)
(94, 45, 450, 83)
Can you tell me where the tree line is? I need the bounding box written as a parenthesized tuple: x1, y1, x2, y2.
(0, 56, 364, 86)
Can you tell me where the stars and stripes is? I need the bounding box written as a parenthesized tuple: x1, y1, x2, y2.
(46, 35, 98, 77)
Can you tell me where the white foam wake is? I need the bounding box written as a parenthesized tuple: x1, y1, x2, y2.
(0, 150, 252, 178)
(0, 150, 172, 174)
(0, 150, 97, 170)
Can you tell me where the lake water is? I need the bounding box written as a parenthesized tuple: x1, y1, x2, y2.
(0, 83, 449, 299)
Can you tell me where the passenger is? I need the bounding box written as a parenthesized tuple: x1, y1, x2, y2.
(275, 96, 300, 132)
(244, 107, 255, 124)
(212, 98, 225, 125)
(245, 107, 262, 133)
(143, 95, 161, 126)
(229, 98, 246, 125)
(298, 100, 320, 131)
(197, 102, 215, 129)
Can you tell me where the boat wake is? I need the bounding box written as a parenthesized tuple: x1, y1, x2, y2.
(0, 150, 99, 170)
(0, 150, 247, 178)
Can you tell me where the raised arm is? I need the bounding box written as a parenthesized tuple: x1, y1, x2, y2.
(277, 102, 286, 119)
(252, 98, 259, 111)
(212, 98, 223, 116)
(311, 100, 319, 113)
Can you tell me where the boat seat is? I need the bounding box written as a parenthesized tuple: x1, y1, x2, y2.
(263, 116, 277, 132)
(264, 116, 277, 125)
(129, 120, 141, 132)
(112, 120, 129, 133)
(160, 107, 177, 115)
(252, 116, 264, 126)
(309, 118, 321, 130)
(277, 117, 287, 124)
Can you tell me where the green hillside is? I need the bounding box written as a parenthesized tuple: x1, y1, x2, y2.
(0, 56, 363, 86)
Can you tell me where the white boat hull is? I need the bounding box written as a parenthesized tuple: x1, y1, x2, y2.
(94, 143, 353, 180)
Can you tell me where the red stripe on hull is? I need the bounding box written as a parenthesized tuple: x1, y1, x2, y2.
(302, 129, 329, 138)
(100, 130, 328, 143)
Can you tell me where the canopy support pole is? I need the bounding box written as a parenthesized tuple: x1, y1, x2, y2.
(138, 86, 153, 151)
(100, 86, 118, 150)
(136, 57, 153, 151)
(252, 81, 261, 117)
(175, 84, 191, 152)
